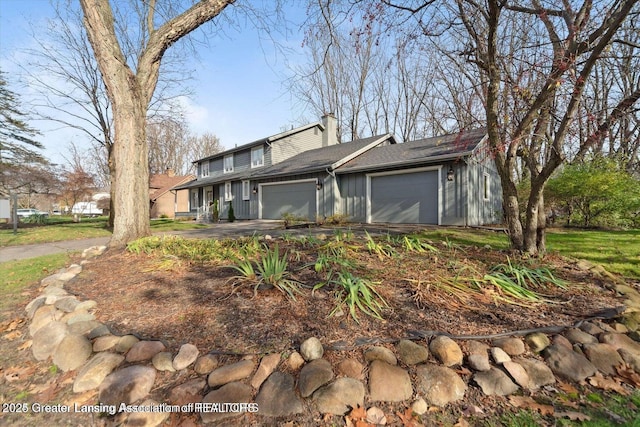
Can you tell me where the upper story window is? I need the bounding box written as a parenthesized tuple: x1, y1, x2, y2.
(201, 160, 209, 177)
(223, 154, 234, 173)
(251, 146, 264, 168)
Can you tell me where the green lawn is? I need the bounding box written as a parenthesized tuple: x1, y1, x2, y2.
(0, 217, 207, 247)
(0, 253, 71, 320)
(546, 228, 640, 279)
(418, 227, 640, 279)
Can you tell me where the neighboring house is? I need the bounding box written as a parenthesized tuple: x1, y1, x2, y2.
(149, 169, 195, 219)
(174, 116, 502, 226)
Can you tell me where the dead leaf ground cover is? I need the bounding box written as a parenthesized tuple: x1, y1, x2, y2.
(2, 229, 639, 426)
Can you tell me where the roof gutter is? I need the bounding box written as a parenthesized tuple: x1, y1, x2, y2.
(335, 150, 475, 174)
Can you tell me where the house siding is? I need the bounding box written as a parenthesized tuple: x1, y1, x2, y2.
(271, 128, 324, 164)
(441, 163, 467, 225)
(337, 174, 368, 222)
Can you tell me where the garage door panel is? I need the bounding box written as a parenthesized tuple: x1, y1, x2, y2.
(370, 171, 438, 224)
(262, 182, 316, 220)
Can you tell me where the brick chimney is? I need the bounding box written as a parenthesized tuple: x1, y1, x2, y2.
(321, 113, 339, 146)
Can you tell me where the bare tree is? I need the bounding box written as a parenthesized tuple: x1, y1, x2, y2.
(79, 0, 234, 246)
(305, 0, 639, 255)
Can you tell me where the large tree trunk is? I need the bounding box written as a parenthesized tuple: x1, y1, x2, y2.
(80, 0, 233, 247)
(110, 94, 150, 245)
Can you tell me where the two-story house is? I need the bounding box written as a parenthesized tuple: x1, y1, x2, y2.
(175, 114, 344, 220)
(174, 116, 503, 226)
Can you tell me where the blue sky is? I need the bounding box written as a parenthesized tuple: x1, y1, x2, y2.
(0, 0, 311, 165)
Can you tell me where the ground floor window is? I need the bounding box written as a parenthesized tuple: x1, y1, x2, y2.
(242, 180, 250, 200)
(225, 182, 233, 201)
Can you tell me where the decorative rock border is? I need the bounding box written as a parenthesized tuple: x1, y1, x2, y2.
(23, 245, 640, 426)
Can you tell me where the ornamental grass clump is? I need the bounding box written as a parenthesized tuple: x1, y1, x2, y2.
(330, 270, 388, 322)
(229, 244, 301, 300)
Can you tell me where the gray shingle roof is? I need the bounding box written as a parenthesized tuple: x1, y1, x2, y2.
(250, 134, 393, 178)
(172, 134, 394, 190)
(335, 128, 487, 174)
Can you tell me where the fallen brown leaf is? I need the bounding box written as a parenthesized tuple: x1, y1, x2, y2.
(508, 395, 554, 416)
(616, 363, 640, 387)
(17, 340, 32, 351)
(558, 381, 579, 395)
(396, 407, 423, 427)
(454, 417, 470, 427)
(588, 372, 629, 395)
(4, 365, 36, 383)
(2, 330, 23, 340)
(2, 318, 24, 332)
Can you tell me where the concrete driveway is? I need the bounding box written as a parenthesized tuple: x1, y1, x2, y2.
(0, 219, 432, 262)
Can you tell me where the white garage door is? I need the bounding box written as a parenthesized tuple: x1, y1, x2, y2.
(370, 170, 439, 224)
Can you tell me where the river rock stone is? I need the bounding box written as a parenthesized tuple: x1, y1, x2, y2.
(194, 354, 219, 375)
(397, 339, 429, 365)
(502, 361, 530, 389)
(115, 335, 140, 353)
(514, 358, 555, 389)
(25, 296, 46, 319)
(54, 296, 80, 313)
(474, 367, 519, 396)
(87, 323, 110, 339)
(255, 372, 303, 417)
(543, 343, 597, 382)
(64, 311, 96, 325)
(415, 364, 467, 406)
(98, 365, 156, 405)
(618, 348, 640, 374)
(125, 340, 166, 362)
(173, 343, 199, 370)
(52, 334, 92, 371)
(168, 378, 206, 405)
(93, 335, 121, 352)
(207, 359, 255, 388)
(552, 334, 573, 349)
(466, 341, 490, 355)
(525, 333, 551, 353)
(288, 351, 305, 371)
(251, 353, 281, 389)
(364, 346, 397, 365)
(492, 337, 526, 356)
(75, 300, 98, 312)
(123, 398, 168, 427)
(201, 382, 253, 424)
(583, 343, 624, 376)
(337, 358, 364, 380)
(73, 352, 124, 393)
(599, 332, 640, 354)
(313, 378, 365, 415)
(412, 398, 428, 415)
(67, 320, 102, 336)
(368, 360, 412, 402)
(32, 321, 68, 361)
(467, 354, 491, 372)
(300, 337, 324, 361)
(152, 352, 176, 372)
(564, 328, 598, 345)
(29, 305, 62, 336)
(299, 358, 334, 397)
(430, 336, 463, 366)
(580, 321, 605, 335)
(490, 347, 511, 364)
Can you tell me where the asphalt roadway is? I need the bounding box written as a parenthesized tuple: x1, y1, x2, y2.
(0, 220, 429, 262)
